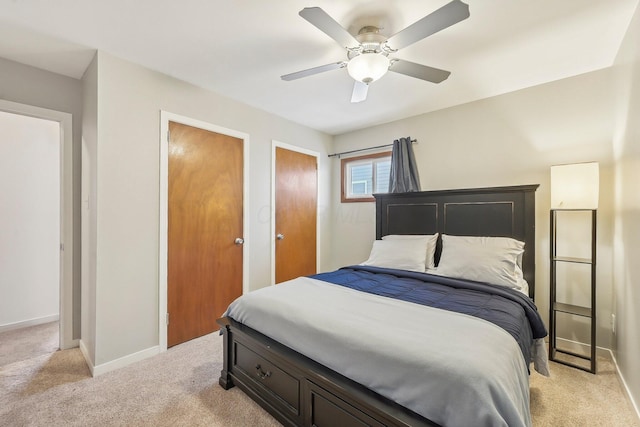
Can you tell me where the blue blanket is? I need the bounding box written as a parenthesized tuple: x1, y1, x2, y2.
(311, 265, 547, 368)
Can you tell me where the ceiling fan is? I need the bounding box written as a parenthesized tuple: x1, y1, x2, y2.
(281, 0, 470, 103)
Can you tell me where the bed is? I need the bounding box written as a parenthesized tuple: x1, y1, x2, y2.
(217, 184, 546, 427)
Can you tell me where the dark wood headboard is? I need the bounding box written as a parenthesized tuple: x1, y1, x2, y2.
(374, 184, 539, 300)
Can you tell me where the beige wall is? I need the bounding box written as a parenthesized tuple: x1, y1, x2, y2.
(332, 68, 618, 352)
(81, 52, 333, 368)
(612, 1, 640, 415)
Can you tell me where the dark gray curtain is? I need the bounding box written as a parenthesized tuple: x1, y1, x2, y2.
(388, 137, 421, 193)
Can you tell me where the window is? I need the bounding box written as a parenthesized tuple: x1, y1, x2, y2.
(341, 152, 391, 202)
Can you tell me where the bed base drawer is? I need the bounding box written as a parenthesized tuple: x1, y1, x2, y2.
(308, 381, 385, 427)
(233, 341, 301, 417)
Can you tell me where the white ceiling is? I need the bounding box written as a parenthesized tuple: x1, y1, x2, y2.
(0, 0, 637, 135)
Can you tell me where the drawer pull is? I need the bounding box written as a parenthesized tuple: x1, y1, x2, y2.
(255, 364, 272, 380)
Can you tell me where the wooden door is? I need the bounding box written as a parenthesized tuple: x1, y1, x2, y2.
(275, 147, 317, 283)
(168, 121, 243, 347)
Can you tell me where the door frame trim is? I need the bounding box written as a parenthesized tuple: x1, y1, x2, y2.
(159, 111, 250, 351)
(0, 99, 75, 350)
(271, 141, 320, 285)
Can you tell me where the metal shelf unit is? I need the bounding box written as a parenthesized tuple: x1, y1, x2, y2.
(549, 209, 597, 374)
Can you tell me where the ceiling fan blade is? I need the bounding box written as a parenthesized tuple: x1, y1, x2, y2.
(299, 7, 360, 49)
(389, 59, 451, 83)
(385, 0, 470, 50)
(281, 61, 347, 81)
(351, 81, 369, 103)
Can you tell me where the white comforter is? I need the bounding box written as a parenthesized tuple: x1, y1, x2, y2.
(225, 277, 535, 427)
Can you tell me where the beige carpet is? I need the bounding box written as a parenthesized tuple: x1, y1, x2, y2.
(1, 323, 638, 427)
(530, 355, 639, 427)
(0, 322, 59, 367)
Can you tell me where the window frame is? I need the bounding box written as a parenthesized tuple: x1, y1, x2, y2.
(340, 151, 392, 203)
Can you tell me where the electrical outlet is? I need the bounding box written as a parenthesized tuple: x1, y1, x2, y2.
(612, 313, 616, 334)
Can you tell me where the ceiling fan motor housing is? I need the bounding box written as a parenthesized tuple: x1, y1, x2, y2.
(348, 26, 388, 57)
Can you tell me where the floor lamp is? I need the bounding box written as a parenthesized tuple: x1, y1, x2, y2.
(549, 162, 599, 373)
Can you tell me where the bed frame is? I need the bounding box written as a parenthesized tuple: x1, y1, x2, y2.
(218, 184, 539, 427)
(375, 184, 538, 300)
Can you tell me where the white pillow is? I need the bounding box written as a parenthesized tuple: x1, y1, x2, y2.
(434, 235, 525, 290)
(360, 239, 428, 272)
(515, 265, 529, 295)
(382, 234, 439, 269)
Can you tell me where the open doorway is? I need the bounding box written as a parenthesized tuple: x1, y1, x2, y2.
(0, 100, 74, 351)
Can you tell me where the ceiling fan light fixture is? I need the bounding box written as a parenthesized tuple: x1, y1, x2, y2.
(347, 53, 389, 84)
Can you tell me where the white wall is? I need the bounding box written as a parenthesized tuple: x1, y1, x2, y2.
(0, 111, 60, 328)
(81, 51, 333, 369)
(332, 68, 617, 351)
(0, 57, 83, 338)
(612, 1, 640, 415)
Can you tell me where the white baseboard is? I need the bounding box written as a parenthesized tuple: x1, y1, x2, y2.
(609, 350, 640, 423)
(0, 314, 59, 333)
(79, 340, 160, 377)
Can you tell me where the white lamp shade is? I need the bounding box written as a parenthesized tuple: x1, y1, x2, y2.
(550, 162, 599, 209)
(347, 53, 389, 84)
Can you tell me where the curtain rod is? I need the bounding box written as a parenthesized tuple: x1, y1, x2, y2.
(328, 139, 417, 158)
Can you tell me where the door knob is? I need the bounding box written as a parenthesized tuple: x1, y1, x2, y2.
(276, 233, 285, 240)
(234, 238, 244, 245)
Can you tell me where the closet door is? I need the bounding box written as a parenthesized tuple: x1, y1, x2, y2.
(167, 121, 243, 347)
(275, 146, 317, 283)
